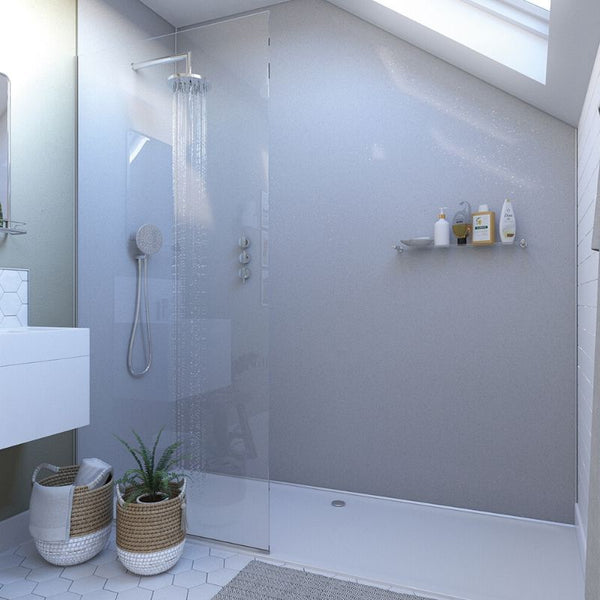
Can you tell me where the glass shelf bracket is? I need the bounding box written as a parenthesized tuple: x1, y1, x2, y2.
(394, 238, 528, 253)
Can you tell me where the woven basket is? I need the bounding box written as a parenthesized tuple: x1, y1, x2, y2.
(116, 479, 186, 575)
(32, 464, 113, 566)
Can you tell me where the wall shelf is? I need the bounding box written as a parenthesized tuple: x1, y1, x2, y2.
(394, 238, 528, 253)
(0, 221, 27, 236)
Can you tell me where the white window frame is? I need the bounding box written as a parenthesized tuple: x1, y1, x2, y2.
(463, 0, 549, 38)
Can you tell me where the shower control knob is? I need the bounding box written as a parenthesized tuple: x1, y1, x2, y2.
(239, 251, 251, 265)
(239, 267, 251, 282)
(239, 234, 251, 249)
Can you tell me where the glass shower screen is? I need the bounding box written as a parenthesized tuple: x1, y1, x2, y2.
(173, 13, 270, 550)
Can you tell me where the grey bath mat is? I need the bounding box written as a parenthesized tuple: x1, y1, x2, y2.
(214, 560, 435, 600)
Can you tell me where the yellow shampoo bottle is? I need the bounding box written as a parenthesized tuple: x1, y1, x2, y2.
(472, 204, 496, 246)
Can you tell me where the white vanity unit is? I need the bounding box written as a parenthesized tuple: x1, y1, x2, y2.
(0, 327, 90, 450)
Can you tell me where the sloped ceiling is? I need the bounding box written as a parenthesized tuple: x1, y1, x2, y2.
(139, 0, 600, 126)
(139, 0, 289, 27)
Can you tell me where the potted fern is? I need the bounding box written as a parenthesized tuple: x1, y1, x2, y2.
(114, 428, 187, 575)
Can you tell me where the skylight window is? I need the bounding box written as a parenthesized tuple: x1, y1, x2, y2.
(526, 0, 550, 10)
(373, 0, 550, 83)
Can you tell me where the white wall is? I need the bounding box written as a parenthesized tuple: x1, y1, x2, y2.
(576, 41, 600, 564)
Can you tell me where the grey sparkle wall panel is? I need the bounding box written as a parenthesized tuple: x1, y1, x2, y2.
(267, 0, 576, 523)
(77, 0, 176, 482)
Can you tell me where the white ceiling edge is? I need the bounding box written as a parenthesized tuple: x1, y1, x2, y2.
(138, 0, 600, 127)
(139, 0, 289, 28)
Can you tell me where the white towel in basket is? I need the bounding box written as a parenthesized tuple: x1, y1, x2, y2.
(29, 481, 74, 542)
(74, 458, 112, 489)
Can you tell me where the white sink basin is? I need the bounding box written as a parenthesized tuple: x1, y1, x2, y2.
(0, 326, 90, 450)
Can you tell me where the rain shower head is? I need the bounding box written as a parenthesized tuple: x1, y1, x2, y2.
(168, 72, 206, 93)
(135, 224, 163, 256)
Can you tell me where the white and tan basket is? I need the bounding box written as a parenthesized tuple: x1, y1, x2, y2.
(116, 479, 186, 575)
(31, 464, 114, 566)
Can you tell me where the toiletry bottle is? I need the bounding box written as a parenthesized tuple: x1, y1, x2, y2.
(452, 201, 471, 245)
(499, 198, 516, 244)
(471, 204, 495, 246)
(434, 207, 450, 247)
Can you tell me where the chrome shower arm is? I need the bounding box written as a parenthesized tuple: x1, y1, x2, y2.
(131, 51, 192, 75)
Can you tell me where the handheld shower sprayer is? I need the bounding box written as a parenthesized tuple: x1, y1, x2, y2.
(135, 223, 163, 258)
(127, 224, 163, 377)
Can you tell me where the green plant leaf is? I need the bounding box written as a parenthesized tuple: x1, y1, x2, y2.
(115, 427, 184, 500)
(113, 434, 145, 475)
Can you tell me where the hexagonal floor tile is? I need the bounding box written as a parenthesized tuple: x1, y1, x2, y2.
(16, 304, 28, 326)
(173, 570, 207, 589)
(33, 576, 72, 597)
(224, 555, 252, 571)
(0, 555, 23, 571)
(61, 563, 97, 580)
(0, 567, 31, 585)
(186, 584, 221, 600)
(17, 281, 27, 303)
(115, 587, 152, 600)
(14, 542, 36, 558)
(0, 578, 36, 599)
(26, 565, 64, 582)
(206, 569, 237, 587)
(208, 549, 235, 559)
(166, 559, 192, 575)
(89, 549, 118, 566)
(0, 270, 22, 293)
(0, 316, 20, 327)
(68, 575, 107, 594)
(80, 590, 117, 600)
(137, 573, 173, 591)
(192, 557, 223, 573)
(94, 561, 127, 580)
(20, 555, 47, 570)
(0, 292, 22, 316)
(151, 585, 188, 600)
(181, 544, 209, 560)
(104, 574, 140, 593)
(46, 592, 81, 600)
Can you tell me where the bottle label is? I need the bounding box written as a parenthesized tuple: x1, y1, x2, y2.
(502, 210, 514, 223)
(472, 214, 491, 242)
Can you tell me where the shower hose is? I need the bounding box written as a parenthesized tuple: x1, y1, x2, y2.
(127, 254, 153, 377)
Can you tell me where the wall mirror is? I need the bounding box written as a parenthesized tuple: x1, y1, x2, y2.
(0, 72, 8, 227)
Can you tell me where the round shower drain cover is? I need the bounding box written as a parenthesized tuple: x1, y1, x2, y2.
(331, 500, 346, 508)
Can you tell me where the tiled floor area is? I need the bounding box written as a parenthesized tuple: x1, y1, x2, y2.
(0, 537, 254, 600)
(0, 536, 416, 600)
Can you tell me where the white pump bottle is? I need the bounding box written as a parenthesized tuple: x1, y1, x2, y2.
(434, 207, 450, 247)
